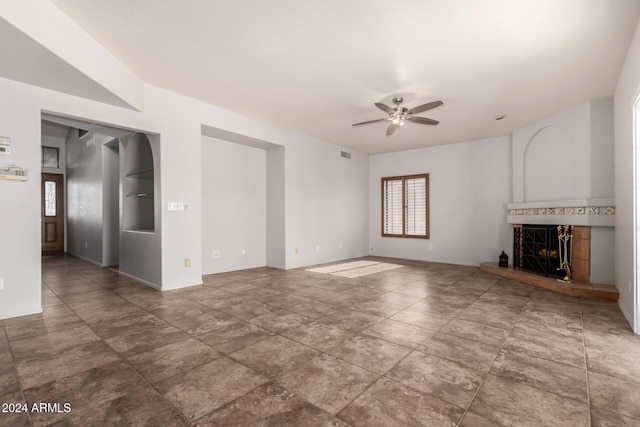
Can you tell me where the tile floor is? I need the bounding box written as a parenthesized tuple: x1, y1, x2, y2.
(1, 254, 638, 426)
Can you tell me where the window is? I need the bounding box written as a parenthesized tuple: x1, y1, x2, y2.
(44, 180, 56, 216)
(41, 146, 59, 168)
(382, 174, 429, 238)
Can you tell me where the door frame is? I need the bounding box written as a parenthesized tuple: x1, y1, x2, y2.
(41, 172, 65, 252)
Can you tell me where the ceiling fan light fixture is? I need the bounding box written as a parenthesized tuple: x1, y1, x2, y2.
(352, 96, 443, 135)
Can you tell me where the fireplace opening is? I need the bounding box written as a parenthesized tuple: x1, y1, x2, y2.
(513, 225, 568, 279)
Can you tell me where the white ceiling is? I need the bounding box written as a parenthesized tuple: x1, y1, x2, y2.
(43, 0, 640, 153)
(0, 17, 134, 109)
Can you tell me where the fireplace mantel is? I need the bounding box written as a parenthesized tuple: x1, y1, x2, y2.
(507, 198, 614, 227)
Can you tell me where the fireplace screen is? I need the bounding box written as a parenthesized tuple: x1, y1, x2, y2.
(513, 225, 567, 278)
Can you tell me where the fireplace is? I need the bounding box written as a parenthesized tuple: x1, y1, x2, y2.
(512, 224, 591, 282)
(513, 225, 565, 278)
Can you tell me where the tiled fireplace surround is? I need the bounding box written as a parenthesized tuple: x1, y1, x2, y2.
(506, 198, 615, 286)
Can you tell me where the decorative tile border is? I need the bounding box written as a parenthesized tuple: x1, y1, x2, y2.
(509, 206, 615, 216)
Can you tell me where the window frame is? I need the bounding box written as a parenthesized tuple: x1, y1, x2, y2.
(41, 146, 60, 169)
(381, 173, 430, 239)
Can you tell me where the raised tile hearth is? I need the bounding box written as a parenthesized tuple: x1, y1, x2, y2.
(480, 262, 618, 302)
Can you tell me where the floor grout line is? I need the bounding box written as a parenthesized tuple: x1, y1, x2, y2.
(579, 301, 592, 426)
(456, 291, 528, 426)
(5, 254, 631, 425)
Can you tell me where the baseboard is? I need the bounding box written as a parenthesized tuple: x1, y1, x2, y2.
(66, 252, 104, 267)
(0, 304, 42, 320)
(161, 280, 203, 291)
(618, 300, 637, 333)
(266, 263, 286, 270)
(117, 271, 161, 290)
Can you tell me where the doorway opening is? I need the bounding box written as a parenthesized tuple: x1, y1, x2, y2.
(40, 112, 162, 288)
(41, 173, 64, 252)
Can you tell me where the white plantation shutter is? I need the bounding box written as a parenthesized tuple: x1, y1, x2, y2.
(383, 178, 403, 235)
(405, 176, 427, 236)
(382, 174, 429, 238)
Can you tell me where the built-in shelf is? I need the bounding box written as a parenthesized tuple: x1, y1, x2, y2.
(126, 169, 154, 180)
(126, 193, 154, 199)
(123, 228, 155, 234)
(123, 133, 155, 232)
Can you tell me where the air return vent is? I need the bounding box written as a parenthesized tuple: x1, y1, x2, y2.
(340, 151, 351, 159)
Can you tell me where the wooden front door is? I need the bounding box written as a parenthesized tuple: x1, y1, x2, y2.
(42, 173, 64, 252)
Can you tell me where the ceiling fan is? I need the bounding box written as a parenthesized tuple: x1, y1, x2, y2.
(352, 97, 443, 136)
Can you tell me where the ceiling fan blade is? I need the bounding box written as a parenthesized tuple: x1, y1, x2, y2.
(375, 102, 394, 114)
(386, 123, 397, 136)
(408, 116, 439, 125)
(352, 118, 388, 126)
(408, 100, 443, 115)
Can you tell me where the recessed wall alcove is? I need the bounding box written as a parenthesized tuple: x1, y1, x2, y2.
(123, 132, 155, 232)
(119, 131, 162, 288)
(523, 125, 574, 202)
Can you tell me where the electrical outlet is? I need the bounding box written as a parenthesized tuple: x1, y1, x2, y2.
(429, 244, 434, 251)
(184, 258, 191, 267)
(212, 251, 220, 258)
(316, 245, 320, 252)
(85, 242, 88, 249)
(168, 201, 185, 211)
(295, 247, 299, 254)
(0, 277, 4, 290)
(338, 242, 342, 249)
(241, 249, 246, 255)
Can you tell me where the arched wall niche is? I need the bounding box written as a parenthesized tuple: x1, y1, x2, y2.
(523, 125, 574, 202)
(123, 132, 155, 232)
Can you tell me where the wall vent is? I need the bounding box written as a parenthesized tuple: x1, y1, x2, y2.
(340, 150, 351, 159)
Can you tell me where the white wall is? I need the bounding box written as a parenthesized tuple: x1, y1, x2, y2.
(512, 99, 614, 203)
(285, 142, 369, 269)
(0, 0, 144, 110)
(66, 131, 105, 263)
(369, 136, 511, 266)
(102, 140, 119, 266)
(614, 19, 640, 332)
(0, 75, 370, 318)
(0, 81, 41, 319)
(591, 98, 615, 199)
(201, 136, 267, 274)
(513, 103, 588, 202)
(66, 131, 120, 266)
(266, 147, 286, 269)
(523, 125, 576, 201)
